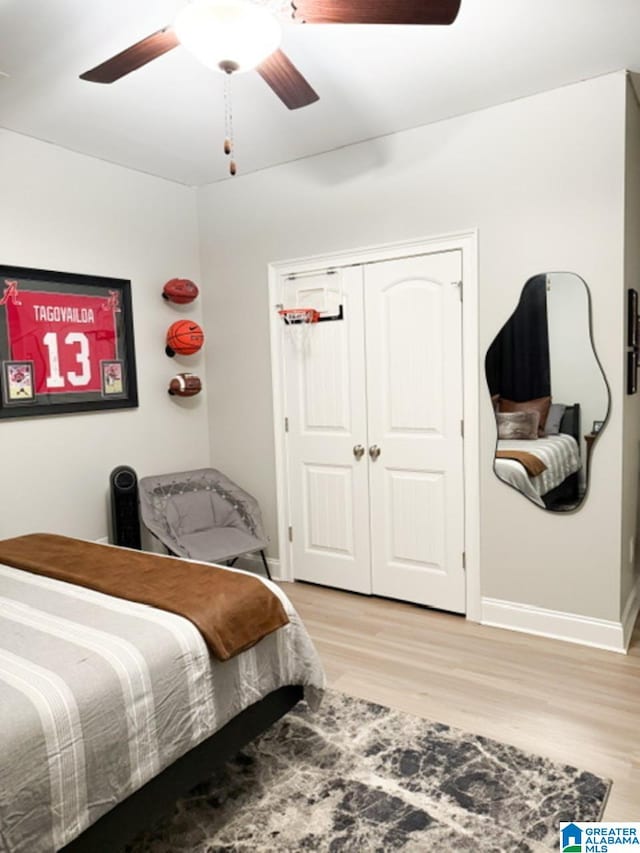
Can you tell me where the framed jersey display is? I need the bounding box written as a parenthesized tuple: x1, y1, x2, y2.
(0, 265, 138, 419)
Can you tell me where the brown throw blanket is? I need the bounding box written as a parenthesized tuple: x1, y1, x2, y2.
(495, 450, 547, 477)
(0, 533, 289, 661)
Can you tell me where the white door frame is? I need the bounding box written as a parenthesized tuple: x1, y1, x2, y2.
(268, 230, 481, 621)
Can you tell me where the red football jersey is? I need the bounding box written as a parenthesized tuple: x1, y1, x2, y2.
(6, 290, 117, 394)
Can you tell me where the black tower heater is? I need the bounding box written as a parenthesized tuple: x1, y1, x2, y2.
(109, 465, 141, 549)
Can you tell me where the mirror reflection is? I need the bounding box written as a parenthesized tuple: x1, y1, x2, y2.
(485, 272, 609, 511)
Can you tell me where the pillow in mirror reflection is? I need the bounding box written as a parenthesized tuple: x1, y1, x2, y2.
(497, 411, 539, 440)
(544, 403, 566, 435)
(498, 396, 551, 436)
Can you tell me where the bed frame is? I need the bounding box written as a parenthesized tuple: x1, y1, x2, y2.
(61, 684, 304, 853)
(541, 402, 581, 510)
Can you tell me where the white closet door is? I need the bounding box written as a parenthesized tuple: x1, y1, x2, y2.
(364, 251, 466, 613)
(283, 268, 372, 593)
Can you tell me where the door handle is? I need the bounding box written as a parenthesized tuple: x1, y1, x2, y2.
(369, 444, 381, 460)
(353, 444, 365, 460)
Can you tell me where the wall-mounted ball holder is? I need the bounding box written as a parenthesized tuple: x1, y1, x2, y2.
(163, 280, 203, 403)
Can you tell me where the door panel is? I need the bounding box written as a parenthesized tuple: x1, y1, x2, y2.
(386, 283, 445, 433)
(301, 313, 351, 431)
(365, 252, 466, 612)
(283, 268, 372, 593)
(386, 469, 445, 570)
(304, 464, 354, 555)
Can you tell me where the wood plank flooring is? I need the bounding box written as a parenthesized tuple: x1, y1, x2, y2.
(281, 581, 640, 820)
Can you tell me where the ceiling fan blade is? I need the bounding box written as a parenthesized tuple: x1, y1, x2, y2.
(80, 27, 179, 83)
(257, 50, 319, 110)
(292, 0, 461, 25)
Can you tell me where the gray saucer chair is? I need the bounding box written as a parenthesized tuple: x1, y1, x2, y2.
(138, 468, 271, 579)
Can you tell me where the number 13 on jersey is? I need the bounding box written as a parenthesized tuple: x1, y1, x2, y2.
(5, 290, 117, 394)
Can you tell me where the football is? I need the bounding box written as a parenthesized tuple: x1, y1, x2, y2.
(162, 278, 199, 304)
(168, 373, 202, 397)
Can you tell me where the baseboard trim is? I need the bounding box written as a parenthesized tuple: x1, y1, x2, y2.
(481, 597, 627, 653)
(236, 553, 282, 580)
(621, 573, 640, 651)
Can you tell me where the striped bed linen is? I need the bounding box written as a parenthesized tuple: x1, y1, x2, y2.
(0, 562, 325, 853)
(494, 433, 581, 507)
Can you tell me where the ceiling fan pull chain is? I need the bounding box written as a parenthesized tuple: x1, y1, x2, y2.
(223, 73, 237, 176)
(223, 74, 231, 155)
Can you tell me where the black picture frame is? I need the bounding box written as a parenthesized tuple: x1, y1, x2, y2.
(628, 288, 638, 348)
(628, 350, 638, 395)
(0, 265, 138, 419)
(592, 420, 604, 434)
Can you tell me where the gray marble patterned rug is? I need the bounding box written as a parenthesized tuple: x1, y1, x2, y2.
(129, 690, 610, 852)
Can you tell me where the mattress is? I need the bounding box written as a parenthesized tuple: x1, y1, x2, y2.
(494, 433, 581, 507)
(0, 561, 325, 853)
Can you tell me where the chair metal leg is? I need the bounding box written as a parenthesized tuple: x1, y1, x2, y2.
(260, 550, 272, 580)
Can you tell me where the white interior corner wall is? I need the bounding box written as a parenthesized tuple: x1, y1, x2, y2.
(198, 70, 627, 626)
(621, 72, 640, 635)
(0, 130, 209, 541)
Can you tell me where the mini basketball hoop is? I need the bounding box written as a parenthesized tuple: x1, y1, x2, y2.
(279, 307, 320, 353)
(278, 308, 320, 325)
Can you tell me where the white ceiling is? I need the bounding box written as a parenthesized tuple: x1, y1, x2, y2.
(1, 0, 640, 186)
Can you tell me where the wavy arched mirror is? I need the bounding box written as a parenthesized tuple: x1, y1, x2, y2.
(485, 273, 610, 511)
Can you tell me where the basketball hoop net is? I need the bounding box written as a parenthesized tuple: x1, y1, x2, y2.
(279, 307, 319, 354)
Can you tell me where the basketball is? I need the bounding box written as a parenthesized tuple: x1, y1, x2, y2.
(165, 320, 205, 357)
(162, 278, 199, 304)
(168, 373, 202, 397)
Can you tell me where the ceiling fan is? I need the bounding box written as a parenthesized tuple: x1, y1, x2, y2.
(80, 0, 462, 172)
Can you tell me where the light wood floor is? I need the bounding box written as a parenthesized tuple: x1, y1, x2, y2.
(281, 581, 640, 820)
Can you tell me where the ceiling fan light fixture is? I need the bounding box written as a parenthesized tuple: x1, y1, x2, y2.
(175, 0, 282, 73)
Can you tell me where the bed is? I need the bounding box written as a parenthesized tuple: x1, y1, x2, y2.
(0, 537, 325, 853)
(493, 404, 582, 509)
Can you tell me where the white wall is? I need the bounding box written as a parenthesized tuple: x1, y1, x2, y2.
(198, 71, 626, 622)
(0, 130, 210, 541)
(622, 75, 640, 612)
